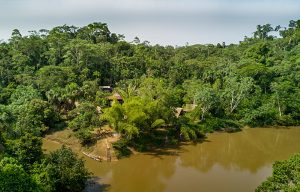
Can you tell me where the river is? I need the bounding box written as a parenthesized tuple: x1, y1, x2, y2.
(42, 127, 300, 192)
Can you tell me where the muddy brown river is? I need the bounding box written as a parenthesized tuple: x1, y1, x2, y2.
(43, 127, 300, 192)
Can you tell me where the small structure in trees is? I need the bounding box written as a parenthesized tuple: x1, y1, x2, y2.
(184, 104, 197, 112)
(175, 104, 197, 117)
(99, 86, 113, 92)
(107, 92, 124, 105)
(175, 107, 184, 118)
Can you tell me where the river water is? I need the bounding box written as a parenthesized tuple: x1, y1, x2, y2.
(42, 127, 300, 192)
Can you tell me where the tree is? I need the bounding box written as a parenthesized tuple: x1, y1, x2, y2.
(34, 146, 90, 192)
(183, 79, 203, 104)
(223, 76, 254, 114)
(9, 98, 58, 137)
(271, 81, 294, 117)
(7, 133, 43, 169)
(102, 97, 170, 141)
(256, 154, 300, 191)
(46, 25, 77, 65)
(77, 22, 119, 44)
(253, 24, 274, 40)
(68, 102, 101, 144)
(194, 84, 216, 121)
(9, 85, 42, 105)
(237, 58, 273, 93)
(101, 101, 139, 140)
(36, 65, 76, 92)
(0, 157, 39, 192)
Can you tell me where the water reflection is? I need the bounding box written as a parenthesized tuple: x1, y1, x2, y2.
(43, 127, 300, 192)
(180, 127, 300, 173)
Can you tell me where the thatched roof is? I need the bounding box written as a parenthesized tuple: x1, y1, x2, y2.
(175, 104, 197, 117)
(183, 104, 197, 112)
(175, 107, 184, 118)
(107, 92, 123, 101)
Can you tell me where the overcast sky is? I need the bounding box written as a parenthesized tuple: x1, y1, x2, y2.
(0, 0, 299, 45)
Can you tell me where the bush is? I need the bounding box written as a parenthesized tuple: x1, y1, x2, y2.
(256, 153, 300, 191)
(242, 102, 277, 126)
(33, 146, 91, 192)
(0, 157, 40, 192)
(276, 114, 296, 126)
(180, 125, 202, 141)
(68, 102, 101, 130)
(74, 129, 93, 145)
(200, 118, 241, 132)
(112, 139, 132, 158)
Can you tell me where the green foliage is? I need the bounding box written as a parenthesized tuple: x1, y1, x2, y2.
(7, 133, 43, 169)
(68, 102, 100, 131)
(112, 139, 132, 158)
(36, 65, 76, 92)
(102, 97, 174, 142)
(101, 102, 124, 129)
(10, 85, 42, 105)
(199, 118, 241, 132)
(74, 129, 93, 145)
(151, 119, 166, 129)
(180, 126, 198, 141)
(68, 102, 101, 144)
(34, 146, 91, 192)
(0, 19, 300, 189)
(0, 157, 39, 192)
(8, 98, 58, 137)
(222, 76, 254, 114)
(194, 84, 217, 120)
(242, 101, 277, 126)
(0, 86, 59, 138)
(256, 154, 300, 192)
(1, 21, 299, 131)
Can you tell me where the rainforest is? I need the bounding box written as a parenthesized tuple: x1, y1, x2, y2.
(0, 19, 300, 191)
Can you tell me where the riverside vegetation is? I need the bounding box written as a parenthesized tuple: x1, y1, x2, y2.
(0, 19, 299, 191)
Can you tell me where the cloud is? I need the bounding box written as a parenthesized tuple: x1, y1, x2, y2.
(0, 0, 299, 45)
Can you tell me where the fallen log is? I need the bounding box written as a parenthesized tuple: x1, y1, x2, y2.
(82, 151, 102, 162)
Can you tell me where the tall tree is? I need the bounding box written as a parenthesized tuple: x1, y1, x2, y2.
(222, 76, 254, 114)
(194, 84, 216, 121)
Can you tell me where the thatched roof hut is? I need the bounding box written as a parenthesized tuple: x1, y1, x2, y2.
(107, 92, 123, 101)
(175, 104, 197, 117)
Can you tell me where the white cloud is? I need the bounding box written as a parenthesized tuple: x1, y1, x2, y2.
(0, 0, 299, 45)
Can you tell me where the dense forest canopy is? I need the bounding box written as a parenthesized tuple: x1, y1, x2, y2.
(0, 19, 300, 191)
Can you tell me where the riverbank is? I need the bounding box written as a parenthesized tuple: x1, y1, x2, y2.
(43, 127, 120, 162)
(42, 126, 300, 161)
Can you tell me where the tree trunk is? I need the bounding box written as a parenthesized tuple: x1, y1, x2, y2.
(201, 112, 205, 121)
(276, 94, 282, 117)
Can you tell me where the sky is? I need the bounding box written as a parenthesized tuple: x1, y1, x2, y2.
(0, 0, 299, 46)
